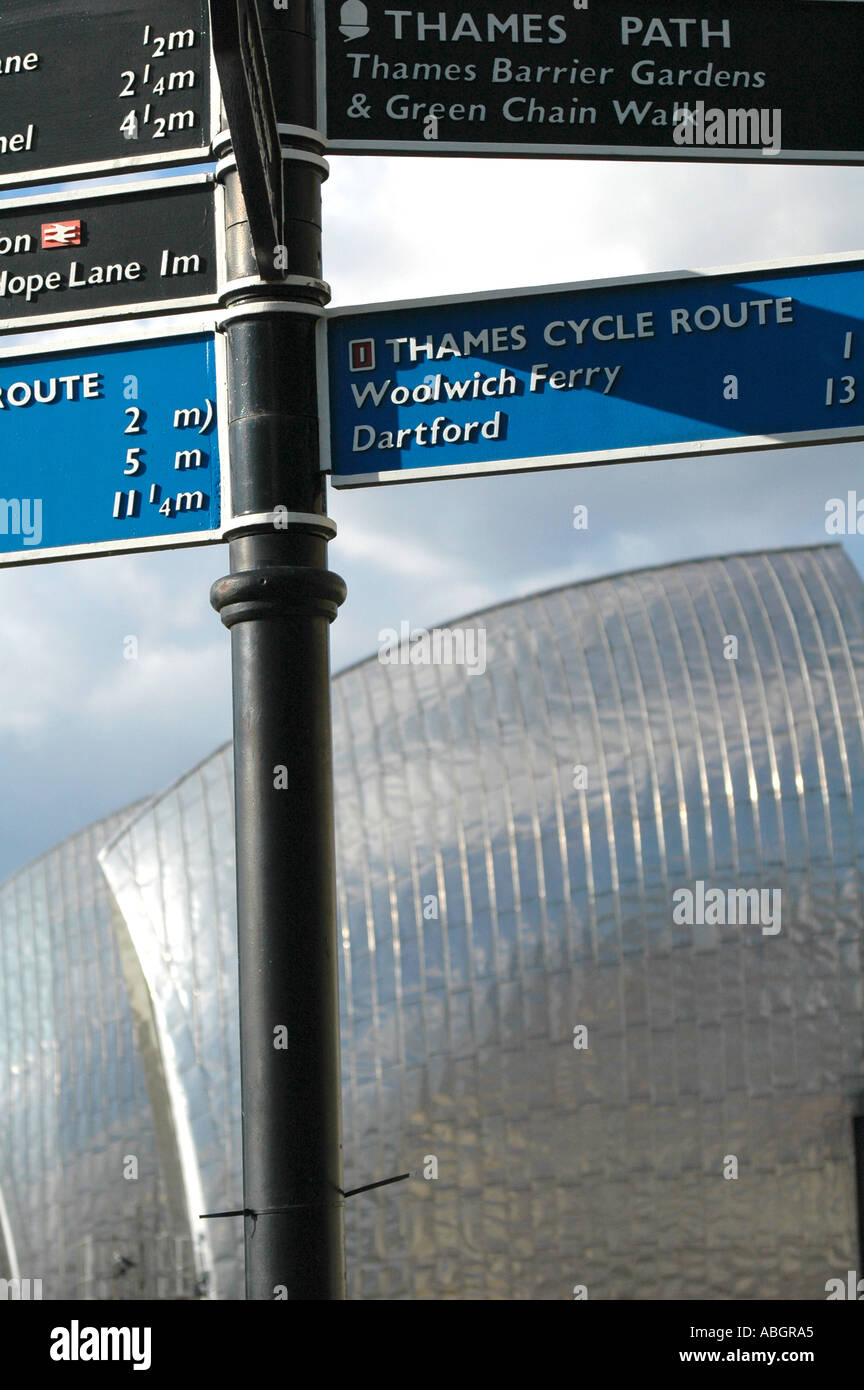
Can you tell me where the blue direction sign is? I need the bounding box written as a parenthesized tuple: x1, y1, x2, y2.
(323, 253, 864, 487)
(0, 318, 225, 565)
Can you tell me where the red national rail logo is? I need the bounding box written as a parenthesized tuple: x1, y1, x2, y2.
(41, 220, 83, 249)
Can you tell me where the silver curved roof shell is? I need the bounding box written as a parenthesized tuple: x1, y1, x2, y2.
(2, 542, 864, 1299)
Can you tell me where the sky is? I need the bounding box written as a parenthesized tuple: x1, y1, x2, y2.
(2, 149, 864, 879)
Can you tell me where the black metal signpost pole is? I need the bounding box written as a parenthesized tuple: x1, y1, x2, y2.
(209, 0, 347, 1299)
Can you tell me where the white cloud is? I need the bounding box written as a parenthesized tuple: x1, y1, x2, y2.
(83, 637, 227, 721)
(335, 517, 463, 579)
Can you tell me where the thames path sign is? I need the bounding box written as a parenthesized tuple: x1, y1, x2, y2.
(0, 175, 218, 333)
(323, 252, 864, 486)
(0, 318, 225, 565)
(0, 0, 214, 188)
(312, 0, 864, 163)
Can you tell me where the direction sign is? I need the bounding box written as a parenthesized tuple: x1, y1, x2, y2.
(323, 252, 864, 487)
(312, 0, 864, 163)
(0, 316, 226, 566)
(0, 176, 219, 334)
(210, 0, 285, 280)
(0, 0, 215, 189)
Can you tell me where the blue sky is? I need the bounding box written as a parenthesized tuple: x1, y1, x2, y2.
(2, 152, 864, 878)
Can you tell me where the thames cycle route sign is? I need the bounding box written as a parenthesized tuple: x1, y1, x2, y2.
(0, 0, 216, 188)
(0, 315, 227, 566)
(311, 0, 864, 163)
(322, 252, 864, 487)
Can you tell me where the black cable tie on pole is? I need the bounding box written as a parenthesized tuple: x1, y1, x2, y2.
(199, 1207, 253, 1219)
(341, 1172, 412, 1199)
(200, 1173, 412, 1226)
(200, 1200, 341, 1219)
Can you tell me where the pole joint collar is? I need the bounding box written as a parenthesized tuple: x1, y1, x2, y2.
(211, 567, 347, 627)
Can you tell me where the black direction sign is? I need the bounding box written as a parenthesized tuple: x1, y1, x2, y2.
(0, 0, 213, 189)
(309, 0, 864, 163)
(0, 176, 218, 333)
(210, 0, 284, 280)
